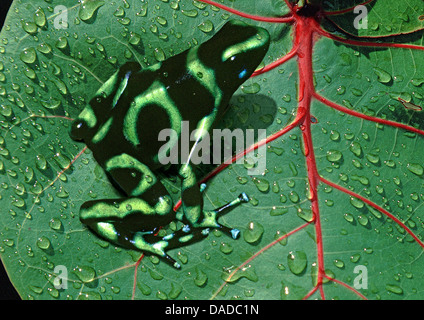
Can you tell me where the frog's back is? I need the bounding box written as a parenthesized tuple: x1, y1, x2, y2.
(80, 53, 217, 170)
(70, 19, 270, 171)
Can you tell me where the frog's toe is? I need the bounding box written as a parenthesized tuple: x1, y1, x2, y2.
(238, 192, 249, 203)
(163, 253, 181, 269)
(200, 183, 207, 192)
(230, 228, 240, 239)
(215, 223, 240, 240)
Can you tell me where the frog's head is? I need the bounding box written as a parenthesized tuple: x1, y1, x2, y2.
(70, 92, 111, 143)
(70, 69, 127, 142)
(70, 101, 100, 142)
(197, 20, 270, 93)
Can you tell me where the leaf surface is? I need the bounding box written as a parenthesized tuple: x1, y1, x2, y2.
(0, 0, 424, 300)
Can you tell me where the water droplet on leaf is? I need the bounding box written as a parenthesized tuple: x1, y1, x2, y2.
(198, 20, 214, 33)
(287, 251, 307, 275)
(79, 0, 105, 22)
(407, 163, 423, 176)
(34, 8, 47, 28)
(243, 221, 264, 244)
(373, 67, 392, 83)
(20, 47, 37, 64)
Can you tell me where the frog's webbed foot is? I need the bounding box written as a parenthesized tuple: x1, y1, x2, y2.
(137, 226, 210, 269)
(197, 192, 249, 239)
(132, 230, 181, 269)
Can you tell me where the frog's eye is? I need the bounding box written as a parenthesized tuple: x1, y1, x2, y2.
(226, 55, 248, 80)
(70, 120, 88, 141)
(238, 68, 248, 79)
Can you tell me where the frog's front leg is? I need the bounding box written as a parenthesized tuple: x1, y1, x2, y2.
(178, 163, 249, 239)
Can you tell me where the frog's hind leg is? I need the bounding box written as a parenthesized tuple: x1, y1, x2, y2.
(79, 196, 180, 264)
(178, 168, 250, 239)
(80, 153, 185, 268)
(141, 225, 211, 268)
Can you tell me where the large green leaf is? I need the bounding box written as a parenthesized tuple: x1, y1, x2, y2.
(1, 0, 424, 300)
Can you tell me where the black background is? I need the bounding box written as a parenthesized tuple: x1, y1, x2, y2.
(1, 0, 20, 300)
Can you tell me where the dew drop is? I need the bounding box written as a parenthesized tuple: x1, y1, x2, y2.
(194, 267, 208, 287)
(181, 9, 198, 17)
(29, 285, 43, 295)
(156, 16, 167, 26)
(49, 218, 63, 231)
(21, 21, 38, 34)
(11, 196, 25, 208)
(384, 160, 396, 168)
(330, 130, 340, 141)
(78, 291, 101, 300)
(333, 259, 345, 268)
(241, 82, 260, 94)
(52, 78, 68, 95)
(349, 141, 362, 157)
(411, 78, 424, 87)
(168, 283, 182, 299)
(177, 251, 188, 264)
(236, 176, 248, 185)
(297, 207, 313, 222)
(129, 32, 141, 46)
(0, 105, 11, 117)
(3, 239, 14, 247)
(79, 0, 105, 22)
(114, 6, 125, 17)
(20, 47, 37, 64)
(407, 163, 423, 176)
(36, 236, 51, 250)
(350, 197, 365, 209)
(14, 183, 25, 196)
(219, 242, 233, 254)
(23, 166, 34, 183)
(358, 215, 369, 226)
(270, 206, 288, 216)
(336, 85, 346, 95)
(243, 221, 264, 244)
(31, 181, 43, 195)
(289, 191, 300, 203)
(154, 47, 166, 62)
(221, 264, 258, 283)
(24, 67, 36, 80)
(148, 268, 164, 280)
(326, 150, 342, 162)
(386, 284, 403, 295)
(47, 288, 59, 299)
(73, 265, 96, 283)
(198, 20, 214, 33)
(117, 17, 131, 25)
(35, 154, 47, 170)
(351, 88, 363, 96)
(350, 253, 360, 263)
(34, 8, 47, 28)
(136, 3, 148, 17)
(156, 290, 168, 300)
(344, 212, 354, 223)
(252, 177, 269, 192)
(373, 67, 392, 83)
(366, 153, 380, 165)
(41, 97, 61, 110)
(287, 251, 307, 275)
(55, 37, 68, 50)
(37, 43, 52, 54)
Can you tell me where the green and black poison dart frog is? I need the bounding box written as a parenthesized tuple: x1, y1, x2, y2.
(70, 20, 270, 268)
